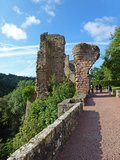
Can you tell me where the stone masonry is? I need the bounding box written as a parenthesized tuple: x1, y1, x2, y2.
(64, 55, 75, 83)
(36, 32, 65, 98)
(72, 43, 100, 95)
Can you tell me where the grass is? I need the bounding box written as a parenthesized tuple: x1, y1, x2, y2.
(112, 86, 120, 91)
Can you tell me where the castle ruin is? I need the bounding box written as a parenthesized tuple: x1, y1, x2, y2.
(72, 43, 100, 95)
(36, 33, 66, 98)
(36, 33, 100, 98)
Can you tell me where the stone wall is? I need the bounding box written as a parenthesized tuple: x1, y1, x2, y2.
(36, 32, 65, 98)
(58, 97, 84, 117)
(64, 55, 75, 83)
(72, 43, 100, 95)
(8, 102, 83, 160)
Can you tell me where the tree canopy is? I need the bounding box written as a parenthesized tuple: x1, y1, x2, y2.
(0, 80, 35, 159)
(0, 73, 35, 97)
(91, 26, 120, 81)
(103, 26, 120, 80)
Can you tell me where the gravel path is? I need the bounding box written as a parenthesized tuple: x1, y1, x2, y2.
(57, 92, 120, 160)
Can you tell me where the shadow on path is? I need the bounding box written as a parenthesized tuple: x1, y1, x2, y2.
(85, 96, 96, 106)
(57, 110, 102, 160)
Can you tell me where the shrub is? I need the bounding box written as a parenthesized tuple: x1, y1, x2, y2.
(12, 79, 75, 150)
(22, 85, 35, 101)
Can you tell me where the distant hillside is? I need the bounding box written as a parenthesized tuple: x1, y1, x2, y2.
(0, 73, 35, 97)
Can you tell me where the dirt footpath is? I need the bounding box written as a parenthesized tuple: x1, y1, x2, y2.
(57, 93, 120, 160)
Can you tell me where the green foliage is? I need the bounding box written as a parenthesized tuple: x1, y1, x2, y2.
(22, 85, 35, 101)
(0, 73, 35, 97)
(92, 27, 120, 81)
(91, 66, 112, 81)
(8, 80, 34, 120)
(103, 26, 120, 80)
(0, 77, 75, 158)
(0, 95, 11, 139)
(0, 80, 34, 159)
(47, 74, 58, 92)
(0, 139, 13, 160)
(112, 86, 120, 91)
(92, 80, 120, 88)
(90, 67, 104, 80)
(12, 78, 75, 150)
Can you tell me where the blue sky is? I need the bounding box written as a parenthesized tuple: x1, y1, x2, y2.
(0, 0, 119, 77)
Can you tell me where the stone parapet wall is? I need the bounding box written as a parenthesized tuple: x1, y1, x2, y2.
(8, 102, 83, 160)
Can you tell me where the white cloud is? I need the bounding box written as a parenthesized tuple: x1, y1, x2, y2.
(0, 44, 38, 76)
(13, 5, 23, 15)
(31, 0, 62, 17)
(0, 51, 36, 57)
(0, 44, 39, 57)
(54, 0, 61, 4)
(83, 16, 116, 41)
(0, 40, 109, 58)
(95, 16, 116, 23)
(0, 44, 38, 52)
(32, 0, 41, 3)
(66, 41, 109, 47)
(16, 61, 36, 76)
(44, 4, 55, 17)
(47, 0, 61, 4)
(40, 0, 62, 17)
(21, 16, 40, 28)
(1, 23, 27, 40)
(32, 0, 61, 4)
(0, 40, 107, 76)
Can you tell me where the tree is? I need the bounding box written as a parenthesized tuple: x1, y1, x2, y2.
(22, 85, 35, 101)
(103, 26, 120, 80)
(0, 80, 35, 159)
(8, 80, 35, 128)
(0, 73, 35, 97)
(90, 67, 105, 80)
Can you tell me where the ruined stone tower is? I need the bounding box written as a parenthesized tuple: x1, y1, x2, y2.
(36, 32, 65, 98)
(72, 43, 100, 95)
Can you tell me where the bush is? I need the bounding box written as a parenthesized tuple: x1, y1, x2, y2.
(22, 85, 35, 101)
(12, 79, 75, 150)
